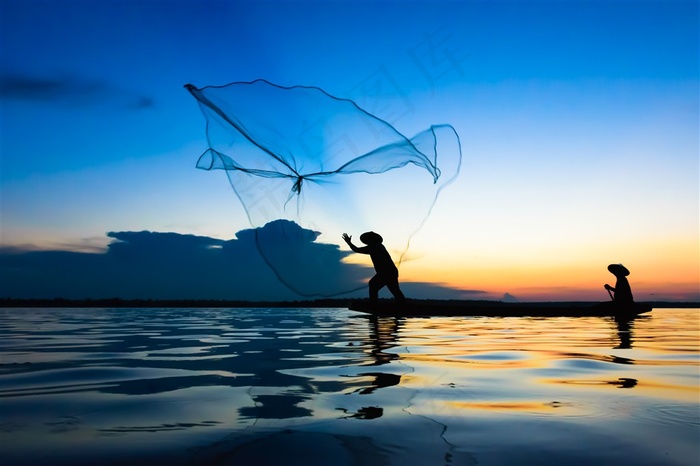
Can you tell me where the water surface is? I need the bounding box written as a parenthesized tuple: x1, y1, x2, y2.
(1, 307, 698, 465)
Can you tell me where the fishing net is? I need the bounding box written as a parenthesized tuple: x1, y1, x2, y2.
(186, 79, 461, 297)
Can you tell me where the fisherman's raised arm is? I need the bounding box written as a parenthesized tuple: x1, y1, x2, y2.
(342, 233, 369, 254)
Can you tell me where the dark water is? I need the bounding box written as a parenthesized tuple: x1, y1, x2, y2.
(1, 307, 698, 466)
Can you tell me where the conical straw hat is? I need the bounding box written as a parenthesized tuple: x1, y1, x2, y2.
(607, 263, 630, 277)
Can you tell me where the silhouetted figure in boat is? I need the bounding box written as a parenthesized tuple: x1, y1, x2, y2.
(604, 263, 634, 304)
(342, 231, 405, 302)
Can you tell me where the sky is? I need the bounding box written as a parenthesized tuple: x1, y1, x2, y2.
(1, 0, 698, 302)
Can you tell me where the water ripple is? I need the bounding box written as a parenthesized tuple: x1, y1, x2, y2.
(0, 307, 697, 466)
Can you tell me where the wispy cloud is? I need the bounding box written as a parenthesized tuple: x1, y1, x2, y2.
(1, 72, 103, 101)
(0, 71, 154, 109)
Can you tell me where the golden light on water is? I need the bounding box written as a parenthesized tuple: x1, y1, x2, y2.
(446, 400, 582, 414)
(372, 310, 700, 406)
(542, 377, 699, 404)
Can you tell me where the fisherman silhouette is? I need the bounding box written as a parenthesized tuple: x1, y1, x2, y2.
(342, 232, 405, 301)
(604, 263, 634, 304)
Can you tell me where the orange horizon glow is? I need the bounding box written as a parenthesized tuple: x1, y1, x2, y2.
(399, 258, 699, 302)
(3, 231, 698, 302)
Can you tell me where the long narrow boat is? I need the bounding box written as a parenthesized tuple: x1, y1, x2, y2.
(349, 299, 653, 318)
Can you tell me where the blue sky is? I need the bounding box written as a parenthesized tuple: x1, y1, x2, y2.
(1, 0, 698, 301)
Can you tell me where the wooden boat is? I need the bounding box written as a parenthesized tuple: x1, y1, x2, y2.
(349, 299, 653, 318)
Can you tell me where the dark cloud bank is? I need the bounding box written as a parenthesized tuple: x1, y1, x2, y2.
(0, 220, 480, 301)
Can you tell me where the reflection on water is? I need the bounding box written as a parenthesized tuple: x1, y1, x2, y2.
(0, 307, 698, 466)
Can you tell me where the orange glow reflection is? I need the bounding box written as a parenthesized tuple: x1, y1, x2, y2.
(447, 400, 579, 414)
(384, 310, 699, 407)
(543, 377, 698, 403)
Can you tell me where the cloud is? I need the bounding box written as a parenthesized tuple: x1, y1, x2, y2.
(1, 72, 104, 101)
(0, 220, 477, 301)
(129, 96, 155, 109)
(0, 71, 153, 109)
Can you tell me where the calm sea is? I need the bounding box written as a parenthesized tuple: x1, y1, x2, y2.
(0, 307, 698, 466)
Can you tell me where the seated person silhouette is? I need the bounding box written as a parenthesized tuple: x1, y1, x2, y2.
(342, 231, 405, 302)
(604, 263, 634, 304)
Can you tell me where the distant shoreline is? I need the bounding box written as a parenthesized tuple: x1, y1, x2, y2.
(1, 298, 698, 309)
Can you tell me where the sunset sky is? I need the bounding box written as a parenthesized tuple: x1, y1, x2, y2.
(1, 0, 698, 301)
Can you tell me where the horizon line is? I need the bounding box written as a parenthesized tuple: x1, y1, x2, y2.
(1, 297, 698, 309)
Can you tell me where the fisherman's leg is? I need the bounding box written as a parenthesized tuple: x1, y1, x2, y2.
(386, 277, 405, 301)
(369, 275, 384, 301)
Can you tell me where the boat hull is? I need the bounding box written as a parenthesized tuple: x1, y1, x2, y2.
(348, 300, 653, 318)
